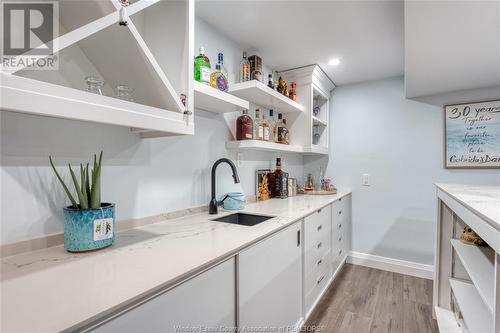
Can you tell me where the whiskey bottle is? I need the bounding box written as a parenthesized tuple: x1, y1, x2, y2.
(236, 109, 253, 140)
(274, 113, 289, 144)
(269, 158, 288, 198)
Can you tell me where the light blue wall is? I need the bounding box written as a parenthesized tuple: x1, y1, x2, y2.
(322, 76, 500, 265)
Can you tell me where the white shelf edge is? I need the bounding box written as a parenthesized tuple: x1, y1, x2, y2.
(434, 307, 461, 333)
(450, 239, 495, 313)
(226, 140, 303, 153)
(449, 278, 493, 333)
(1, 73, 193, 135)
(194, 81, 249, 113)
(228, 80, 305, 113)
(312, 116, 327, 127)
(302, 145, 329, 155)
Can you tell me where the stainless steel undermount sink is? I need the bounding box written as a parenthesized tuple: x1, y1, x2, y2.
(211, 213, 274, 226)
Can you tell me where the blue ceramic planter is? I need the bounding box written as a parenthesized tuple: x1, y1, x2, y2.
(63, 203, 115, 252)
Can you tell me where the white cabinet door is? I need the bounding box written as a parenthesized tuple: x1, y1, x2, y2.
(238, 222, 302, 330)
(91, 258, 236, 333)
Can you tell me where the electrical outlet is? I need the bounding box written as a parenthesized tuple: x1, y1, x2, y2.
(362, 174, 370, 186)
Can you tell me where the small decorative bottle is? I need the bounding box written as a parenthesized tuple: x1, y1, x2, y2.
(194, 47, 211, 85)
(210, 53, 228, 92)
(240, 51, 250, 82)
(289, 82, 297, 101)
(236, 109, 253, 140)
(267, 74, 274, 89)
(268, 109, 276, 141)
(254, 109, 263, 140)
(261, 113, 270, 141)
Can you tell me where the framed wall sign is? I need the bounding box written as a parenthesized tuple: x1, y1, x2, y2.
(444, 100, 500, 169)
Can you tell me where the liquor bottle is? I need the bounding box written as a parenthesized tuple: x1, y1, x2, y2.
(261, 113, 270, 141)
(254, 109, 262, 140)
(269, 158, 288, 198)
(274, 113, 289, 144)
(194, 47, 211, 85)
(267, 74, 274, 89)
(240, 51, 250, 82)
(283, 118, 290, 144)
(268, 109, 276, 141)
(210, 53, 228, 92)
(289, 82, 297, 101)
(236, 109, 253, 140)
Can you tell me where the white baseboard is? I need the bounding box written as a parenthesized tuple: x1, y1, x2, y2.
(347, 251, 434, 280)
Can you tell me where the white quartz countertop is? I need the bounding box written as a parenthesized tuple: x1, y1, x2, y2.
(436, 183, 500, 231)
(1, 192, 350, 333)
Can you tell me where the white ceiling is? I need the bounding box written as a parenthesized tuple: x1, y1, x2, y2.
(405, 1, 500, 98)
(196, 0, 404, 86)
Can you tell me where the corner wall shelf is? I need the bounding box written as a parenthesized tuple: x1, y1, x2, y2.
(194, 81, 249, 113)
(228, 80, 305, 113)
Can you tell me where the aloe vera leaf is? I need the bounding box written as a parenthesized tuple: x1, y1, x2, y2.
(69, 163, 88, 209)
(49, 156, 78, 208)
(85, 163, 91, 201)
(80, 164, 89, 208)
(90, 152, 102, 209)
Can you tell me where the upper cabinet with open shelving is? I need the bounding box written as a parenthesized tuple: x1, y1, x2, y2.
(1, 0, 194, 137)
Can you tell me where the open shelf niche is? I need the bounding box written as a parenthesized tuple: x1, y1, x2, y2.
(1, 0, 194, 137)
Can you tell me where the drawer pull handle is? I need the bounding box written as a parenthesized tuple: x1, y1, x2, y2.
(317, 275, 325, 284)
(339, 250, 342, 255)
(339, 211, 342, 215)
(317, 242, 322, 249)
(339, 237, 342, 242)
(317, 225, 322, 231)
(339, 198, 342, 202)
(318, 208, 322, 213)
(338, 224, 342, 228)
(317, 259, 323, 266)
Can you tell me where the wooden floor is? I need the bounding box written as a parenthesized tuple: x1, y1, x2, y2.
(304, 264, 438, 333)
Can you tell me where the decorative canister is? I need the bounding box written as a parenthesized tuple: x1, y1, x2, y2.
(63, 203, 115, 252)
(222, 192, 245, 210)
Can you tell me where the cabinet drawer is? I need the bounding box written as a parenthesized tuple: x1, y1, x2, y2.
(305, 249, 331, 295)
(304, 206, 331, 242)
(305, 262, 330, 312)
(304, 230, 330, 273)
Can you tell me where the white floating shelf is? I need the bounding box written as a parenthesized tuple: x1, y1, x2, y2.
(450, 239, 495, 313)
(226, 140, 303, 153)
(449, 278, 493, 333)
(1, 74, 193, 136)
(228, 80, 305, 114)
(302, 145, 329, 155)
(312, 116, 327, 126)
(194, 81, 249, 113)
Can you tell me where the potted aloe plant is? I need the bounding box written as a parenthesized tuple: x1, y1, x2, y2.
(49, 151, 115, 252)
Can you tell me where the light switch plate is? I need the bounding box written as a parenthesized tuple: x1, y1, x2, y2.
(362, 174, 370, 186)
